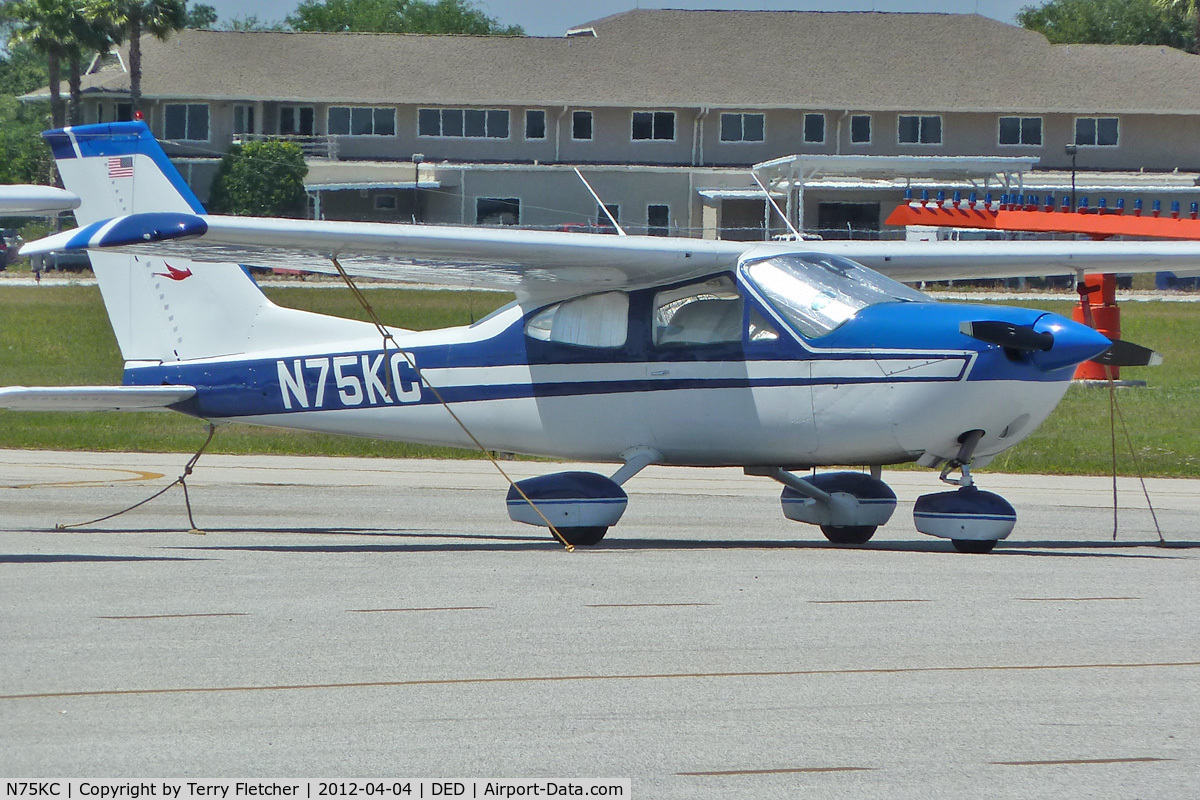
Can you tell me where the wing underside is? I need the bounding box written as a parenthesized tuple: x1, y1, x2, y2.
(23, 212, 1200, 297)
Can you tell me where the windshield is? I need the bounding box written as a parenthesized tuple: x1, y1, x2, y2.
(743, 253, 929, 338)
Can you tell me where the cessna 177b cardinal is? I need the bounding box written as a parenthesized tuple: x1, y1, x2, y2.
(3, 122, 1193, 552)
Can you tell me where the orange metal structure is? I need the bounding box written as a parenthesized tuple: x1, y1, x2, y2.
(885, 201, 1200, 379)
(884, 202, 1200, 240)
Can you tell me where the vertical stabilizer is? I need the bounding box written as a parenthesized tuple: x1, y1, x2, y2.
(44, 122, 362, 362)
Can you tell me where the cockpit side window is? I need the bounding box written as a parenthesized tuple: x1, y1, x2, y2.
(653, 276, 743, 347)
(747, 307, 779, 342)
(525, 291, 629, 348)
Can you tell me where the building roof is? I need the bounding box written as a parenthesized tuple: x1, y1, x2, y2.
(51, 9, 1200, 114)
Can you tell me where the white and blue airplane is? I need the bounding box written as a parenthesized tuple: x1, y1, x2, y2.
(2, 122, 1195, 552)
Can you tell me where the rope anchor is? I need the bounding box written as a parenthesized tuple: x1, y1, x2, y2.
(55, 424, 217, 534)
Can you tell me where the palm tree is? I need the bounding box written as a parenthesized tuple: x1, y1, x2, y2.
(86, 0, 185, 114)
(4, 0, 76, 127)
(65, 3, 117, 124)
(1155, 0, 1200, 52)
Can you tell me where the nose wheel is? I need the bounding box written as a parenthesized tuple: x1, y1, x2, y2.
(951, 538, 997, 554)
(914, 432, 1015, 553)
(820, 524, 877, 544)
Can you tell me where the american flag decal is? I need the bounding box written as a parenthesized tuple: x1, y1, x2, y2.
(107, 156, 133, 178)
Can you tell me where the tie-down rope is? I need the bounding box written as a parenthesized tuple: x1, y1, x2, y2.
(55, 423, 216, 534)
(1075, 279, 1163, 543)
(328, 256, 574, 551)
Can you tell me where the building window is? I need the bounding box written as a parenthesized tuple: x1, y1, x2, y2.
(525, 109, 546, 140)
(596, 203, 620, 229)
(374, 194, 397, 211)
(232, 104, 255, 135)
(1075, 116, 1119, 147)
(632, 111, 675, 141)
(803, 113, 825, 144)
(279, 106, 314, 136)
(647, 204, 670, 236)
(851, 114, 871, 144)
(477, 197, 520, 225)
(419, 108, 508, 139)
(164, 103, 209, 141)
(94, 103, 104, 124)
(719, 113, 764, 142)
(328, 106, 396, 136)
(999, 116, 1042, 146)
(898, 114, 942, 144)
(116, 102, 132, 122)
(572, 110, 593, 141)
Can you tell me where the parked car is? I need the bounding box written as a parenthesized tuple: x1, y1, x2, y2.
(29, 249, 92, 272)
(0, 229, 24, 270)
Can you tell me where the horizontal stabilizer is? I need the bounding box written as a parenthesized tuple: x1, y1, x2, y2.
(0, 385, 197, 412)
(0, 184, 80, 214)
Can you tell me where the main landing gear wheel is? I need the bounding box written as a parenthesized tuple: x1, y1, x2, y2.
(820, 524, 877, 545)
(554, 526, 609, 546)
(951, 539, 998, 554)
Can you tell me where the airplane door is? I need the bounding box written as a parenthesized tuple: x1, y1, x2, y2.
(744, 306, 818, 458)
(644, 278, 817, 462)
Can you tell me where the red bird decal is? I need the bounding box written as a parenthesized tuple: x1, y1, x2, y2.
(153, 263, 193, 281)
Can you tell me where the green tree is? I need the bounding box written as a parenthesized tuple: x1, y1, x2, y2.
(286, 0, 522, 35)
(208, 141, 308, 218)
(1155, 0, 1200, 52)
(64, 3, 115, 124)
(184, 1, 214, 27)
(0, 95, 53, 184)
(219, 14, 286, 31)
(0, 40, 49, 96)
(85, 0, 186, 113)
(2, 0, 77, 126)
(1018, 0, 1194, 51)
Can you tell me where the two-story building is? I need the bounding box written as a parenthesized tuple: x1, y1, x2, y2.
(42, 9, 1200, 239)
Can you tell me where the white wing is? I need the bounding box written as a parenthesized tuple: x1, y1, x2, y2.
(24, 212, 1200, 298)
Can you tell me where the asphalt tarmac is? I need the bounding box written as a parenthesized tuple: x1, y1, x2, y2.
(2, 450, 1198, 798)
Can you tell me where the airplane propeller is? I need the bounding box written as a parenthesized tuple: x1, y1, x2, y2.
(1092, 338, 1164, 368)
(959, 320, 1162, 368)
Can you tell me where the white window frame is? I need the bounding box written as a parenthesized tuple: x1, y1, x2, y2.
(278, 105, 315, 136)
(571, 110, 594, 141)
(850, 114, 871, 145)
(631, 110, 676, 142)
(525, 108, 546, 140)
(647, 203, 670, 236)
(1074, 116, 1120, 147)
(998, 116, 1043, 147)
(719, 112, 765, 143)
(417, 108, 511, 140)
(328, 106, 397, 137)
(232, 104, 255, 136)
(897, 114, 943, 146)
(163, 103, 210, 142)
(802, 113, 825, 144)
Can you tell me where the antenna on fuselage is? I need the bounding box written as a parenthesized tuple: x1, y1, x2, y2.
(752, 172, 802, 239)
(573, 167, 627, 236)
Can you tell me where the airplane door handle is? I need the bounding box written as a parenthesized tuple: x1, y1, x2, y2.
(651, 369, 669, 376)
